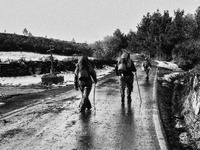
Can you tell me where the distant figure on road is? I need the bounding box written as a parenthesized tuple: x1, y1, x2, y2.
(74, 56, 97, 113)
(142, 57, 152, 80)
(115, 50, 137, 104)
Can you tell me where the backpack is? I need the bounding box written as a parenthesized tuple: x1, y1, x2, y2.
(142, 61, 150, 70)
(78, 68, 90, 80)
(78, 59, 90, 81)
(118, 53, 132, 74)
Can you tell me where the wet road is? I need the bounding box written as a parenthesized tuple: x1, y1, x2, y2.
(0, 55, 162, 150)
(67, 67, 159, 150)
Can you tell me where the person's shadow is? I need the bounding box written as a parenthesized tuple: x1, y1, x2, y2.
(115, 103, 134, 149)
(77, 112, 93, 149)
(121, 103, 133, 123)
(127, 103, 132, 117)
(127, 103, 133, 125)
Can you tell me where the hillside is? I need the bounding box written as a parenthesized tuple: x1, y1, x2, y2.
(0, 33, 116, 77)
(0, 33, 92, 56)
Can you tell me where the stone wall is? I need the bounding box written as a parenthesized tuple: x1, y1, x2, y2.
(0, 59, 116, 77)
(181, 73, 200, 149)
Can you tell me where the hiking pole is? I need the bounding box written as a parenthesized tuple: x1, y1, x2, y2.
(135, 72, 142, 108)
(93, 83, 96, 113)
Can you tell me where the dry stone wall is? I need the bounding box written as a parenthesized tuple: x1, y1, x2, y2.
(181, 73, 200, 149)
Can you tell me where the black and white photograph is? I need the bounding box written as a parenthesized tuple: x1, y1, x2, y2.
(0, 0, 200, 149)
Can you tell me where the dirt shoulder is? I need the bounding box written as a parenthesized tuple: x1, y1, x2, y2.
(0, 69, 161, 150)
(0, 86, 47, 98)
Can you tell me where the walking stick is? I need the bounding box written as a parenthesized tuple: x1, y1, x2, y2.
(93, 83, 96, 112)
(135, 72, 142, 108)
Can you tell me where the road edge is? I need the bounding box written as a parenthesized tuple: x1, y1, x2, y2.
(153, 68, 169, 150)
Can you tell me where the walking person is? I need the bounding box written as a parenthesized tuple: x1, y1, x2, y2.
(142, 57, 152, 80)
(115, 50, 137, 104)
(74, 56, 97, 113)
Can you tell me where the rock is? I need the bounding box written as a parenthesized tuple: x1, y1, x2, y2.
(179, 132, 189, 145)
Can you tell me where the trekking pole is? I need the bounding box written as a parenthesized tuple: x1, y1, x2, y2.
(93, 83, 96, 113)
(135, 72, 142, 108)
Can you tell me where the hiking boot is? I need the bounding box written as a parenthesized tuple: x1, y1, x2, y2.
(87, 105, 92, 112)
(80, 102, 86, 113)
(85, 99, 92, 110)
(80, 106, 85, 113)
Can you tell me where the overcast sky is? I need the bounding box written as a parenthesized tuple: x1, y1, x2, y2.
(0, 0, 199, 43)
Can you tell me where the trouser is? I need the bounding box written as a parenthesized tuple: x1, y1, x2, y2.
(145, 68, 150, 76)
(79, 81, 92, 111)
(119, 75, 134, 101)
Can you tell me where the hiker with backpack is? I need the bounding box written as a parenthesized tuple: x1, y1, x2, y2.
(142, 57, 152, 80)
(115, 50, 137, 104)
(74, 56, 97, 112)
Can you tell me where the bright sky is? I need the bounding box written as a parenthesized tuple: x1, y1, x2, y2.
(0, 0, 199, 43)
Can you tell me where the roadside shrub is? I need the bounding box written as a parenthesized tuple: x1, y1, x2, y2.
(0, 58, 116, 77)
(41, 74, 64, 85)
(172, 39, 200, 70)
(177, 57, 193, 71)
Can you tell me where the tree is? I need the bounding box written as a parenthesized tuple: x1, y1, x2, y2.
(172, 39, 200, 69)
(195, 6, 200, 38)
(137, 12, 152, 56)
(23, 28, 28, 36)
(168, 9, 186, 44)
(183, 14, 198, 39)
(90, 41, 105, 59)
(28, 32, 33, 37)
(113, 28, 128, 49)
(157, 10, 172, 59)
(71, 38, 76, 43)
(103, 35, 122, 59)
(136, 10, 174, 59)
(126, 30, 138, 52)
(96, 29, 128, 60)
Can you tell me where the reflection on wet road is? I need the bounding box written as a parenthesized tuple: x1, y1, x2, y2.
(0, 55, 163, 150)
(78, 112, 93, 149)
(71, 67, 160, 150)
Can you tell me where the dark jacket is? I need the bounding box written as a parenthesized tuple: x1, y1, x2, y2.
(143, 60, 152, 69)
(74, 57, 97, 88)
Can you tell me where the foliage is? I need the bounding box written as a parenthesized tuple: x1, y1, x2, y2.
(89, 6, 200, 66)
(136, 10, 173, 59)
(0, 33, 92, 56)
(89, 29, 128, 60)
(126, 30, 139, 53)
(22, 28, 28, 36)
(195, 6, 200, 38)
(172, 39, 200, 70)
(1, 6, 200, 67)
(129, 7, 200, 69)
(89, 41, 105, 59)
(41, 74, 64, 85)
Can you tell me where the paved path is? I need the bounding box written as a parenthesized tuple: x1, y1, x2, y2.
(0, 55, 167, 150)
